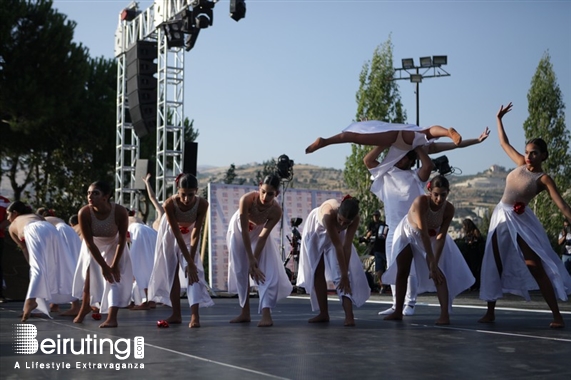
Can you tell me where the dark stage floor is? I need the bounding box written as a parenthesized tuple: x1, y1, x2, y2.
(1, 293, 570, 380)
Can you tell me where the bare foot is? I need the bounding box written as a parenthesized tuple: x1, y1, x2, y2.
(477, 313, 495, 323)
(257, 316, 273, 327)
(344, 317, 356, 327)
(230, 314, 251, 323)
(22, 299, 38, 322)
(130, 303, 150, 310)
(189, 314, 200, 328)
(165, 315, 182, 324)
(383, 312, 403, 321)
(73, 308, 92, 324)
(435, 318, 450, 326)
(50, 304, 60, 313)
(448, 128, 462, 145)
(308, 313, 330, 323)
(99, 321, 118, 328)
(149, 301, 157, 309)
(549, 322, 564, 329)
(306, 138, 324, 154)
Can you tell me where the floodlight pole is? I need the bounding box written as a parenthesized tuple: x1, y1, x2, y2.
(393, 57, 450, 127)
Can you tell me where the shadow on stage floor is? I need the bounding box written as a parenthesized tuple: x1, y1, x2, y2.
(1, 295, 570, 380)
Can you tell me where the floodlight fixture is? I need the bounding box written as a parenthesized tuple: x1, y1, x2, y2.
(162, 20, 185, 48)
(185, 28, 201, 51)
(401, 58, 414, 69)
(192, 0, 215, 29)
(276, 154, 294, 180)
(230, 0, 246, 22)
(419, 56, 432, 68)
(432, 55, 448, 66)
(410, 74, 423, 83)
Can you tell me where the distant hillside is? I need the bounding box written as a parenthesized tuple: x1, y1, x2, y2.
(197, 163, 349, 192)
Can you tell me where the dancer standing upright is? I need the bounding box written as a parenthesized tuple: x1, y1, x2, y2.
(478, 102, 571, 328)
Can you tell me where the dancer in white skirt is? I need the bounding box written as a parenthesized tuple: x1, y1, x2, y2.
(382, 175, 474, 325)
(297, 196, 370, 326)
(128, 215, 158, 310)
(7, 201, 72, 321)
(365, 129, 490, 316)
(72, 181, 133, 328)
(478, 103, 571, 328)
(44, 214, 81, 316)
(305, 120, 462, 156)
(227, 174, 292, 327)
(147, 173, 212, 328)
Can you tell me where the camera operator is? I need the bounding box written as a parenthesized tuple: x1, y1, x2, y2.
(558, 218, 571, 275)
(364, 210, 389, 293)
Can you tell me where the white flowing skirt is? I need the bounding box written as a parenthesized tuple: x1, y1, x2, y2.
(128, 223, 158, 301)
(23, 221, 71, 317)
(382, 217, 474, 313)
(147, 216, 214, 308)
(72, 235, 133, 314)
(480, 202, 571, 302)
(227, 211, 292, 313)
(53, 222, 81, 302)
(296, 208, 370, 311)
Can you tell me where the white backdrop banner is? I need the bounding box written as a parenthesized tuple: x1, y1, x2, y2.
(208, 183, 343, 291)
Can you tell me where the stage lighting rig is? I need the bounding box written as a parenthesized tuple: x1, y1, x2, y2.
(187, 0, 216, 29)
(431, 155, 451, 175)
(276, 154, 294, 181)
(230, 0, 246, 22)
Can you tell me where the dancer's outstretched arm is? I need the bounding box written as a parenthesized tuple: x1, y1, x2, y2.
(429, 127, 489, 154)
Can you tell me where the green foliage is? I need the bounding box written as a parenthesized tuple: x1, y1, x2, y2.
(253, 158, 277, 185)
(224, 164, 237, 184)
(1, 0, 117, 220)
(344, 36, 407, 237)
(522, 51, 570, 248)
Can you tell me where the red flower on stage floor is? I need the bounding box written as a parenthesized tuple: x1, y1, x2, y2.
(513, 202, 525, 215)
(157, 320, 170, 328)
(92, 313, 102, 320)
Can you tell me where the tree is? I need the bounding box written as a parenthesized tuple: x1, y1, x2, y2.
(224, 164, 237, 184)
(523, 51, 571, 248)
(1, 1, 120, 222)
(344, 36, 407, 238)
(253, 158, 277, 185)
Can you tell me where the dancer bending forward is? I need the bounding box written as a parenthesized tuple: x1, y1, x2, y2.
(148, 173, 213, 328)
(382, 175, 474, 325)
(297, 196, 370, 326)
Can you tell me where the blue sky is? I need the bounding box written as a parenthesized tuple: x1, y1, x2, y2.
(52, 0, 570, 176)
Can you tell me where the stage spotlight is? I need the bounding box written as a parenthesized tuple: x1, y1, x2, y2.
(162, 20, 185, 48)
(192, 0, 215, 29)
(185, 29, 201, 51)
(276, 154, 294, 180)
(431, 155, 451, 175)
(230, 0, 246, 22)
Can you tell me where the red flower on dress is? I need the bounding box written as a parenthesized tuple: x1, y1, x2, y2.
(513, 202, 525, 215)
(179, 226, 190, 234)
(428, 229, 437, 237)
(157, 320, 170, 328)
(248, 222, 255, 232)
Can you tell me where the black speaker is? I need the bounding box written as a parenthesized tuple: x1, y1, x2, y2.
(183, 142, 198, 177)
(126, 41, 157, 137)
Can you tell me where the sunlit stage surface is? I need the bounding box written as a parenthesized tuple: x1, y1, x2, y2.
(1, 293, 570, 380)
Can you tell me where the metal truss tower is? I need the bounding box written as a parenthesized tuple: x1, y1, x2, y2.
(114, 0, 189, 208)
